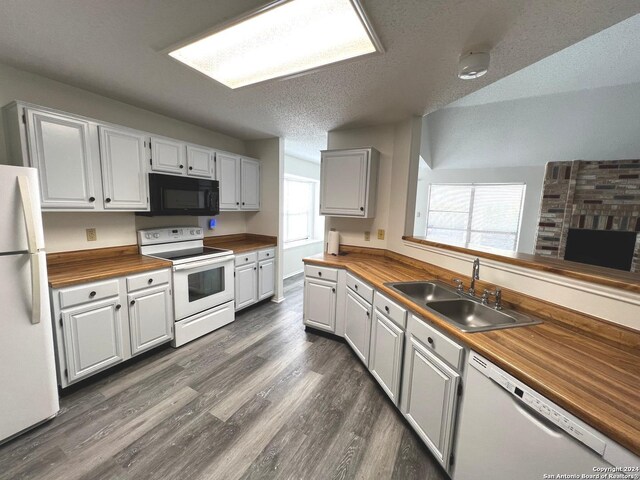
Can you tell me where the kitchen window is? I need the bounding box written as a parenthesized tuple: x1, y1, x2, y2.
(425, 183, 526, 251)
(283, 176, 319, 244)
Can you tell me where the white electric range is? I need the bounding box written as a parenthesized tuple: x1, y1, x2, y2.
(138, 227, 235, 347)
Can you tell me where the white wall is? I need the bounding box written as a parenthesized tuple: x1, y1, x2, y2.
(283, 154, 323, 278)
(0, 62, 253, 252)
(245, 137, 285, 301)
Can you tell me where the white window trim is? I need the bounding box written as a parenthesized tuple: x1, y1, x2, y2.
(283, 174, 322, 245)
(424, 182, 526, 252)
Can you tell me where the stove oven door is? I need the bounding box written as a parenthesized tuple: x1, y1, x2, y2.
(172, 256, 235, 320)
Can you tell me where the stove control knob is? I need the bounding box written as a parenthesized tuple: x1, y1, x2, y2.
(145, 234, 151, 239)
(190, 229, 195, 235)
(196, 229, 201, 235)
(153, 233, 160, 239)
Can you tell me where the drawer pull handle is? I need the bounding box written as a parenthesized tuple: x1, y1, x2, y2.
(266, 253, 269, 256)
(366, 311, 370, 317)
(318, 271, 322, 277)
(89, 291, 97, 298)
(385, 306, 389, 313)
(332, 288, 335, 293)
(245, 257, 249, 261)
(130, 300, 136, 306)
(427, 337, 434, 345)
(355, 285, 358, 290)
(148, 278, 153, 284)
(115, 304, 121, 310)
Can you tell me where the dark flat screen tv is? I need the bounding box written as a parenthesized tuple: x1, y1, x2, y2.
(564, 228, 636, 271)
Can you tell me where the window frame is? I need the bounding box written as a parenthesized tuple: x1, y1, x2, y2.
(283, 174, 320, 245)
(424, 182, 526, 252)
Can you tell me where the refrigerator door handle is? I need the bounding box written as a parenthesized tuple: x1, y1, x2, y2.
(29, 253, 42, 325)
(17, 176, 39, 254)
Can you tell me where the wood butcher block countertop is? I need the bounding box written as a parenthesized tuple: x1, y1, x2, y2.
(47, 245, 172, 288)
(203, 233, 277, 254)
(303, 249, 640, 456)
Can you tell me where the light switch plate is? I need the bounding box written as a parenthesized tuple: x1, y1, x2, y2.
(377, 229, 385, 240)
(86, 228, 97, 241)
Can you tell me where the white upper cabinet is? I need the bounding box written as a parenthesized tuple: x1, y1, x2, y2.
(98, 126, 149, 210)
(186, 145, 215, 178)
(320, 147, 379, 218)
(240, 157, 260, 210)
(216, 152, 241, 210)
(150, 136, 185, 174)
(25, 109, 96, 209)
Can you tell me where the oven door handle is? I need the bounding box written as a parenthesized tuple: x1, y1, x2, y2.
(173, 257, 233, 271)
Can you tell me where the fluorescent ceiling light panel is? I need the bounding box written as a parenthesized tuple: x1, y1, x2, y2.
(168, 0, 381, 89)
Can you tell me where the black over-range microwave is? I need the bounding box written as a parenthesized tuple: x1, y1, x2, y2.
(137, 173, 219, 216)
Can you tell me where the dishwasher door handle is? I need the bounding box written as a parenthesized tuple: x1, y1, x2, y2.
(512, 400, 565, 439)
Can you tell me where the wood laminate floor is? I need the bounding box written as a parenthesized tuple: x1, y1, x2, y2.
(0, 275, 447, 480)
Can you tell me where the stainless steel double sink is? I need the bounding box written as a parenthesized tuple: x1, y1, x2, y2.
(384, 280, 541, 333)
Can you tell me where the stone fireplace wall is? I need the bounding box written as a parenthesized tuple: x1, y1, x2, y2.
(535, 159, 640, 272)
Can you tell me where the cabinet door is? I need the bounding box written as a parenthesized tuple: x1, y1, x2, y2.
(216, 152, 241, 210)
(128, 284, 173, 356)
(344, 289, 372, 365)
(258, 258, 275, 300)
(186, 145, 214, 178)
(98, 126, 148, 210)
(369, 310, 404, 405)
(61, 297, 124, 383)
(235, 263, 258, 310)
(303, 277, 336, 333)
(240, 158, 260, 210)
(320, 150, 368, 216)
(25, 109, 96, 209)
(150, 136, 185, 174)
(401, 334, 460, 468)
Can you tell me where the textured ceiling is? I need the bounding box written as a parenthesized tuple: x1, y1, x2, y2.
(0, 0, 639, 158)
(450, 13, 640, 108)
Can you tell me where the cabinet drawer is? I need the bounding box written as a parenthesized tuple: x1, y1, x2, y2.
(346, 273, 374, 304)
(409, 314, 464, 371)
(126, 269, 170, 292)
(235, 252, 257, 267)
(59, 279, 120, 309)
(304, 264, 338, 282)
(374, 291, 407, 329)
(258, 248, 275, 261)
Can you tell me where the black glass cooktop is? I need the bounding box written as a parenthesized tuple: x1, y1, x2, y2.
(151, 246, 230, 261)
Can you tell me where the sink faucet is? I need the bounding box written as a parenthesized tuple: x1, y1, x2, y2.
(469, 258, 480, 296)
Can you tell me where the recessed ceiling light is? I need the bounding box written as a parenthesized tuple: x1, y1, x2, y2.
(167, 0, 383, 89)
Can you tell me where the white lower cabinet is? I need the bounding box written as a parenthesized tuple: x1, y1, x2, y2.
(344, 288, 372, 365)
(61, 297, 125, 383)
(303, 277, 337, 332)
(369, 309, 404, 405)
(235, 263, 258, 310)
(128, 284, 173, 356)
(234, 248, 276, 311)
(52, 269, 173, 387)
(400, 319, 462, 471)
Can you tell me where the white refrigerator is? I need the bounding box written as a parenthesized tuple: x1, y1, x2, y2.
(0, 165, 59, 443)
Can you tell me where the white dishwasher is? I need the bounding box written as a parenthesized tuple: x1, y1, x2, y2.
(453, 351, 640, 480)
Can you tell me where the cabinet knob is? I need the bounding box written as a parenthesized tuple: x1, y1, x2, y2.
(130, 300, 136, 306)
(115, 304, 121, 310)
(260, 265, 263, 269)
(89, 196, 95, 202)
(366, 311, 370, 317)
(236, 202, 240, 205)
(245, 257, 249, 261)
(89, 291, 96, 298)
(266, 253, 269, 256)
(354, 284, 358, 290)
(105, 198, 112, 203)
(189, 166, 193, 170)
(179, 165, 184, 169)
(254, 267, 257, 270)
(332, 288, 336, 293)
(427, 337, 434, 345)
(242, 202, 245, 205)
(148, 278, 153, 284)
(360, 207, 364, 211)
(385, 306, 389, 313)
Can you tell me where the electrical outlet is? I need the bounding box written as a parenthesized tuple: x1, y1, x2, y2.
(86, 228, 97, 242)
(377, 229, 385, 240)
(364, 231, 370, 241)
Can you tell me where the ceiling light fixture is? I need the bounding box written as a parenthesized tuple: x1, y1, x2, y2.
(458, 51, 490, 80)
(166, 0, 383, 89)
